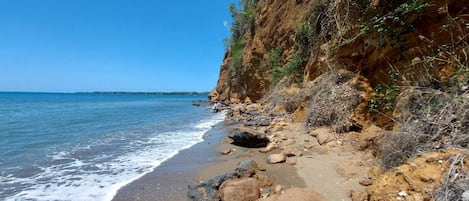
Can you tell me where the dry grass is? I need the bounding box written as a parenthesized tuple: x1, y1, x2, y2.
(261, 78, 303, 115)
(381, 87, 469, 169)
(304, 70, 366, 133)
(381, 131, 430, 170)
(432, 154, 469, 201)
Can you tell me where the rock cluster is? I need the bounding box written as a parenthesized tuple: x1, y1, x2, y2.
(187, 159, 271, 201)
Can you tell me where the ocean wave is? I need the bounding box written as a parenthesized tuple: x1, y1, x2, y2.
(2, 112, 225, 201)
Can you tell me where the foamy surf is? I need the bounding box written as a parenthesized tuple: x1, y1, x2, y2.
(1, 106, 225, 201)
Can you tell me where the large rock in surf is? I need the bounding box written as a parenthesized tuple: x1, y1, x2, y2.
(229, 126, 270, 148)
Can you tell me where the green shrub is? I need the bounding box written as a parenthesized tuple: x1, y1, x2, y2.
(368, 83, 399, 113)
(229, 0, 256, 41)
(269, 48, 283, 85)
(296, 20, 312, 49)
(269, 50, 305, 87)
(361, 0, 431, 49)
(284, 52, 305, 79)
(225, 0, 257, 92)
(231, 37, 244, 86)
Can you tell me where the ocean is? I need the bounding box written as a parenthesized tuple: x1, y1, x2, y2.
(0, 92, 224, 201)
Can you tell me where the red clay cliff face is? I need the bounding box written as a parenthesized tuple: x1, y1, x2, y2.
(209, 0, 316, 103)
(334, 0, 469, 87)
(210, 0, 469, 104)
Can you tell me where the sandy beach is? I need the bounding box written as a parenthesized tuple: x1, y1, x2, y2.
(112, 123, 229, 201)
(112, 103, 378, 201)
(112, 119, 308, 201)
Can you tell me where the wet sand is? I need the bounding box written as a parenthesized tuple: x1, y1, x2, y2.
(112, 121, 305, 201)
(112, 123, 228, 201)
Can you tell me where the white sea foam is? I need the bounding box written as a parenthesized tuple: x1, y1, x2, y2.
(3, 112, 225, 201)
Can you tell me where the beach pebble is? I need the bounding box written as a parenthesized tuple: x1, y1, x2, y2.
(397, 191, 408, 197)
(221, 149, 233, 155)
(274, 184, 282, 194)
(316, 132, 335, 145)
(358, 179, 373, 186)
(267, 153, 287, 164)
(260, 143, 277, 153)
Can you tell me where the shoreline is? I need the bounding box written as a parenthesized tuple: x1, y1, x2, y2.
(112, 122, 230, 201)
(106, 133, 211, 201)
(112, 103, 377, 201)
(112, 118, 306, 201)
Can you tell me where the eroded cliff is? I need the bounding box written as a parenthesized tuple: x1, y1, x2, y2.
(210, 0, 469, 200)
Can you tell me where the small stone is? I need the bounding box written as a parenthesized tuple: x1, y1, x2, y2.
(274, 184, 282, 194)
(358, 179, 373, 186)
(286, 157, 297, 165)
(267, 153, 287, 164)
(260, 143, 277, 153)
(397, 191, 408, 197)
(316, 132, 335, 145)
(221, 149, 233, 155)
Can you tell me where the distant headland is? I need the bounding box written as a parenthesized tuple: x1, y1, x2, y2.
(77, 91, 210, 96)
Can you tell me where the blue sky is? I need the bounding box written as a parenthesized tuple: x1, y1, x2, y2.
(0, 0, 235, 92)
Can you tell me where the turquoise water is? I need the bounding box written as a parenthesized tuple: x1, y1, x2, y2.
(0, 92, 224, 201)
